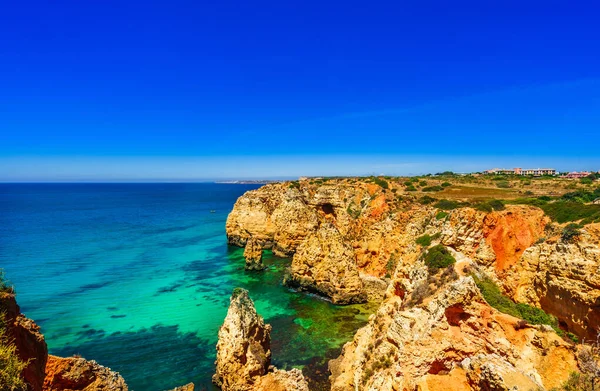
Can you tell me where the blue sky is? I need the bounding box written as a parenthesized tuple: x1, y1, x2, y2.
(1, 0, 599, 180)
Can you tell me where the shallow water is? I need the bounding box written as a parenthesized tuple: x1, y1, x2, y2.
(0, 183, 375, 390)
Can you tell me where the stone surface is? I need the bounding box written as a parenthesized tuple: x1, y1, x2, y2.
(286, 221, 367, 304)
(43, 355, 128, 391)
(0, 292, 48, 391)
(243, 238, 264, 270)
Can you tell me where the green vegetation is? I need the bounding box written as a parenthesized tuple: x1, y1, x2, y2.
(0, 271, 14, 294)
(542, 202, 600, 224)
(473, 275, 562, 334)
(422, 185, 443, 192)
(418, 180, 427, 187)
(288, 181, 300, 190)
(561, 223, 582, 242)
(434, 199, 460, 210)
(580, 178, 593, 185)
(369, 176, 389, 189)
(406, 185, 417, 191)
(423, 245, 455, 272)
(346, 203, 361, 219)
(415, 234, 432, 247)
(436, 211, 448, 220)
(473, 199, 506, 213)
(418, 196, 436, 205)
(441, 182, 452, 187)
(495, 180, 511, 188)
(510, 190, 600, 224)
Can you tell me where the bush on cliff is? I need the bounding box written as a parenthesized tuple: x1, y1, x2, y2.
(434, 199, 460, 210)
(415, 234, 432, 247)
(561, 223, 582, 242)
(473, 275, 562, 334)
(423, 245, 455, 272)
(0, 271, 14, 294)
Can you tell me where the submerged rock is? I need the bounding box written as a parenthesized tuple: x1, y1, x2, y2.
(44, 355, 128, 391)
(244, 238, 265, 270)
(213, 288, 308, 391)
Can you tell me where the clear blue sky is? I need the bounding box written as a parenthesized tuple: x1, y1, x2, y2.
(1, 0, 599, 180)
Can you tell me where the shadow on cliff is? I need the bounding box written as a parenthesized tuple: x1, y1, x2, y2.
(52, 324, 216, 391)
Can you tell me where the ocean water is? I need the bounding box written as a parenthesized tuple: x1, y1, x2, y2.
(0, 183, 375, 391)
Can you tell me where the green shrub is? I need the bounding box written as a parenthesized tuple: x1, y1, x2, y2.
(423, 245, 455, 272)
(474, 202, 493, 213)
(436, 211, 448, 220)
(419, 180, 428, 187)
(496, 181, 511, 188)
(580, 178, 593, 185)
(406, 185, 417, 192)
(434, 199, 460, 210)
(404, 181, 412, 186)
(441, 182, 452, 187)
(473, 275, 562, 334)
(419, 196, 436, 205)
(416, 234, 432, 247)
(0, 271, 14, 294)
(561, 223, 581, 242)
(370, 176, 389, 189)
(288, 181, 300, 190)
(422, 186, 443, 192)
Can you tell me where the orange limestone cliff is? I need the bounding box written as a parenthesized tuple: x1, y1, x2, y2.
(0, 291, 129, 391)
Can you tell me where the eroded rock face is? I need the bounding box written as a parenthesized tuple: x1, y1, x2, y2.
(329, 276, 578, 391)
(505, 223, 600, 340)
(43, 355, 128, 391)
(286, 221, 367, 304)
(213, 288, 308, 391)
(164, 383, 194, 391)
(213, 288, 272, 390)
(0, 292, 48, 391)
(244, 238, 264, 270)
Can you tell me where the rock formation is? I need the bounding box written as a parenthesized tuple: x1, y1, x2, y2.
(44, 355, 127, 391)
(285, 221, 367, 304)
(213, 288, 308, 391)
(329, 275, 578, 391)
(0, 292, 48, 391)
(164, 383, 194, 391)
(244, 238, 265, 270)
(0, 292, 129, 391)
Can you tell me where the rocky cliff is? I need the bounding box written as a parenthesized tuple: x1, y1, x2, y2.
(329, 273, 578, 391)
(0, 292, 130, 391)
(227, 180, 600, 339)
(227, 179, 600, 389)
(213, 288, 309, 391)
(1, 292, 48, 391)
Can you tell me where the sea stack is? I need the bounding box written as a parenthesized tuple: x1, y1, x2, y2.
(213, 288, 308, 391)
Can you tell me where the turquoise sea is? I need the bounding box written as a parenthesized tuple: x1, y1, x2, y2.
(0, 183, 374, 391)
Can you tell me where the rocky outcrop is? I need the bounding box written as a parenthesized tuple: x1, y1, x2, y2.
(43, 355, 127, 391)
(286, 221, 367, 304)
(0, 292, 48, 391)
(0, 292, 129, 391)
(213, 288, 308, 391)
(244, 238, 264, 270)
(504, 223, 600, 340)
(329, 275, 578, 391)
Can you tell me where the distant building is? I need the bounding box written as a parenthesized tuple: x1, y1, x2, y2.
(484, 167, 557, 176)
(561, 171, 592, 179)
